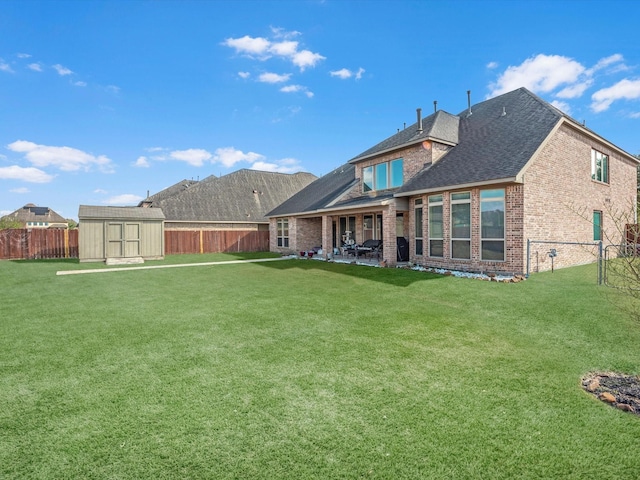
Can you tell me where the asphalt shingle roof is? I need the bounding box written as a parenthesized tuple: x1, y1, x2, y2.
(267, 163, 356, 217)
(396, 88, 563, 194)
(78, 205, 166, 220)
(4, 204, 67, 224)
(350, 110, 460, 162)
(152, 169, 317, 222)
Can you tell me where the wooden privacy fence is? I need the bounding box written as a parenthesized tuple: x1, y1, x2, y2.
(164, 230, 270, 255)
(0, 228, 78, 260)
(1, 228, 270, 259)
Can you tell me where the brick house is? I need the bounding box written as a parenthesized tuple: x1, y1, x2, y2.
(266, 87, 639, 275)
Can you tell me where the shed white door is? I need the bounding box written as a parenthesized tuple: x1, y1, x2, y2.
(107, 222, 141, 258)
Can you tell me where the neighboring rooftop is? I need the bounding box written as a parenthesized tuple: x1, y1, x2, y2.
(148, 169, 318, 223)
(3, 204, 68, 226)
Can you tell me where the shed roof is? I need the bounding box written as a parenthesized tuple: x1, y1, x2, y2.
(79, 205, 166, 220)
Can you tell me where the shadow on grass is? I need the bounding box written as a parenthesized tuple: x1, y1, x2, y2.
(9, 258, 80, 265)
(256, 257, 446, 287)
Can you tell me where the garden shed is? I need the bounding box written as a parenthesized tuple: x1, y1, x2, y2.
(78, 205, 165, 263)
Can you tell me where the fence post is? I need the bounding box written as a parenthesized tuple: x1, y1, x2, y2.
(598, 241, 603, 285)
(526, 239, 530, 278)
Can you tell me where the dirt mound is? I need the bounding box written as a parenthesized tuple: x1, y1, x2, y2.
(582, 372, 640, 415)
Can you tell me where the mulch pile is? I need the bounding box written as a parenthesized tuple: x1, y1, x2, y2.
(582, 372, 640, 415)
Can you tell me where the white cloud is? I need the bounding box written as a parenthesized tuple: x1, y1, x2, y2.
(489, 54, 585, 98)
(105, 85, 120, 94)
(291, 49, 325, 71)
(169, 148, 212, 167)
(17, 53, 31, 59)
(258, 72, 291, 83)
(588, 53, 625, 74)
(7, 140, 114, 173)
(556, 81, 592, 99)
(280, 84, 314, 98)
(0, 61, 14, 73)
(53, 64, 73, 76)
(73, 81, 87, 87)
(250, 157, 302, 173)
(0, 165, 54, 183)
(134, 156, 150, 168)
(238, 71, 250, 79)
(223, 35, 271, 57)
(213, 147, 265, 168)
(223, 30, 324, 71)
(591, 78, 640, 112)
(270, 40, 298, 57)
(550, 100, 571, 114)
(103, 194, 144, 206)
(487, 61, 499, 69)
(94, 188, 108, 194)
(330, 67, 365, 80)
(630, 111, 640, 119)
(27, 63, 42, 72)
(10, 187, 30, 193)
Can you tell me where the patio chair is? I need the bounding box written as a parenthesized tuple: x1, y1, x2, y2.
(355, 239, 383, 259)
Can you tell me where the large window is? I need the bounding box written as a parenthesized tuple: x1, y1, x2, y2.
(363, 158, 403, 192)
(276, 218, 289, 247)
(428, 194, 443, 257)
(415, 199, 423, 256)
(480, 189, 505, 261)
(593, 210, 602, 241)
(591, 149, 609, 184)
(451, 192, 471, 259)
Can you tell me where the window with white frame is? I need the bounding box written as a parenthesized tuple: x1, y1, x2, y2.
(276, 218, 289, 247)
(451, 192, 471, 259)
(591, 149, 609, 184)
(362, 158, 403, 192)
(428, 194, 443, 257)
(480, 189, 505, 261)
(415, 199, 423, 256)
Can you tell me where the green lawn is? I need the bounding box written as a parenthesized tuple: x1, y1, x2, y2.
(2, 256, 640, 479)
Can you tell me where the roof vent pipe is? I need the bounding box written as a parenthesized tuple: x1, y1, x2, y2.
(434, 100, 437, 113)
(467, 90, 472, 117)
(501, 106, 506, 116)
(416, 108, 423, 133)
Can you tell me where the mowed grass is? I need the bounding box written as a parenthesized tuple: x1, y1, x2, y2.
(2, 255, 640, 479)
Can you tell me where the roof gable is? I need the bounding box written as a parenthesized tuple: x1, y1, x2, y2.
(5, 204, 67, 223)
(350, 110, 460, 163)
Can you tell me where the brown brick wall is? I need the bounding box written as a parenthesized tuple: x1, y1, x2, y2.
(522, 122, 637, 272)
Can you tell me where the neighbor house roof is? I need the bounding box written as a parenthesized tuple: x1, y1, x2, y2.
(141, 178, 202, 205)
(151, 169, 317, 223)
(78, 205, 166, 220)
(4, 203, 67, 225)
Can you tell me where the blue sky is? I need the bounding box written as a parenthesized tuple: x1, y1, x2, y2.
(1, 0, 639, 220)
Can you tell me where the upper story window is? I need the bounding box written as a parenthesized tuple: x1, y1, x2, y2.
(363, 158, 403, 192)
(591, 149, 609, 184)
